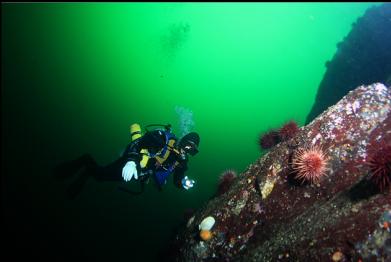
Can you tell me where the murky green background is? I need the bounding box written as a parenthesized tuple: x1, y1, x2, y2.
(2, 3, 379, 261)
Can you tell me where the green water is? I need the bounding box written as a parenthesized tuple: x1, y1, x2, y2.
(2, 3, 379, 261)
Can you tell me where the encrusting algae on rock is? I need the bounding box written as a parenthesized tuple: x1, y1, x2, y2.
(260, 164, 281, 199)
(166, 83, 391, 262)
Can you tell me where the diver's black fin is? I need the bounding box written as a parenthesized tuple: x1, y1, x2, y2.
(66, 172, 90, 200)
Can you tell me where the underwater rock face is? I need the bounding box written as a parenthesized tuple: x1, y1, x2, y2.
(168, 83, 391, 261)
(306, 3, 391, 124)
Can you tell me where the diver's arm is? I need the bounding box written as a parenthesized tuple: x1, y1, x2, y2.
(122, 136, 149, 182)
(173, 167, 186, 189)
(124, 139, 143, 162)
(173, 162, 194, 190)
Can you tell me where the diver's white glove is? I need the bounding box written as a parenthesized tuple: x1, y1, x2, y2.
(122, 161, 138, 182)
(181, 176, 195, 190)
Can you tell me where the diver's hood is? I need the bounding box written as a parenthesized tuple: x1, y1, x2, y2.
(178, 132, 200, 156)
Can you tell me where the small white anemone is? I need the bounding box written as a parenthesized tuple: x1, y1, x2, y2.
(199, 216, 215, 231)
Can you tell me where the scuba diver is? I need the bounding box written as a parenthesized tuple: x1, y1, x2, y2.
(54, 123, 200, 199)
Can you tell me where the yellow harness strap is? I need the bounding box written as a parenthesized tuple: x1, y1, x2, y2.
(155, 138, 176, 164)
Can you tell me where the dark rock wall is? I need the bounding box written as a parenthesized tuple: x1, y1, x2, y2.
(306, 3, 391, 124)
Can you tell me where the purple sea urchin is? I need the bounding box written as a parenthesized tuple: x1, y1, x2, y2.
(259, 130, 280, 150)
(217, 169, 237, 196)
(279, 120, 299, 141)
(367, 141, 391, 191)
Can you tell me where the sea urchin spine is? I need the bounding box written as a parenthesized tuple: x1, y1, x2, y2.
(292, 144, 329, 184)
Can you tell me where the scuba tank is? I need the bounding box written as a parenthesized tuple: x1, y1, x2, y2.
(130, 123, 142, 140)
(130, 123, 149, 168)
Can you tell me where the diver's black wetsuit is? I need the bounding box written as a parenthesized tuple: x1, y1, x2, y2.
(54, 130, 188, 198)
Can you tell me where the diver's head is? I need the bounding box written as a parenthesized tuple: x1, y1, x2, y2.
(178, 132, 200, 157)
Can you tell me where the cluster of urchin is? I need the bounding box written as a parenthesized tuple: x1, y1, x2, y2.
(288, 141, 390, 191)
(258, 120, 300, 150)
(259, 121, 390, 191)
(258, 120, 329, 184)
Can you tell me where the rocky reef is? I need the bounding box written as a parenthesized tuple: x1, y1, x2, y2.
(166, 83, 391, 261)
(306, 3, 391, 124)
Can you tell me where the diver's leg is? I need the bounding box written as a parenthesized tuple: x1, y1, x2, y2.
(63, 155, 99, 199)
(53, 154, 97, 179)
(66, 170, 91, 199)
(91, 157, 126, 182)
(65, 157, 127, 199)
(152, 175, 164, 192)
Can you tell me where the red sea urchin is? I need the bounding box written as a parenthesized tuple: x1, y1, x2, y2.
(292, 144, 329, 184)
(279, 120, 299, 141)
(367, 141, 391, 191)
(259, 130, 280, 150)
(217, 169, 237, 196)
